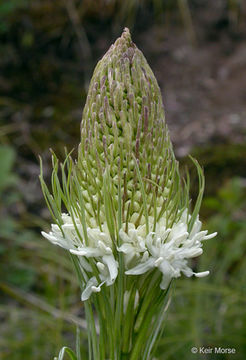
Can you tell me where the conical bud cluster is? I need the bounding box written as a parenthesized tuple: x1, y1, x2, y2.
(78, 28, 175, 232)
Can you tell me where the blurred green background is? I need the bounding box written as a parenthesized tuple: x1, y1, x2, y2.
(0, 0, 246, 359)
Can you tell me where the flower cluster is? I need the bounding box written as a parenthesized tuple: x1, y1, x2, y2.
(42, 210, 216, 300)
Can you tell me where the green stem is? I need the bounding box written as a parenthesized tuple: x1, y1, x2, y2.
(129, 278, 172, 360)
(134, 271, 161, 332)
(115, 253, 125, 359)
(130, 290, 166, 360)
(84, 300, 99, 360)
(122, 280, 137, 354)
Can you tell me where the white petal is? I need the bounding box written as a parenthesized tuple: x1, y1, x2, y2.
(158, 228, 171, 240)
(41, 231, 56, 243)
(155, 257, 164, 267)
(194, 271, 210, 278)
(70, 247, 103, 257)
(158, 260, 175, 278)
(119, 229, 130, 243)
(98, 241, 112, 254)
(181, 265, 194, 277)
(191, 231, 208, 243)
(81, 277, 98, 301)
(91, 285, 102, 293)
(160, 274, 172, 289)
(203, 232, 217, 240)
(170, 222, 187, 240)
(102, 255, 118, 284)
(190, 218, 202, 238)
(125, 258, 155, 275)
(173, 232, 189, 245)
(97, 262, 106, 273)
(41, 231, 69, 249)
(178, 247, 203, 259)
(118, 243, 134, 254)
(142, 251, 149, 262)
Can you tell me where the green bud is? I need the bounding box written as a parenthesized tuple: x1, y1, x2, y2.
(78, 28, 177, 232)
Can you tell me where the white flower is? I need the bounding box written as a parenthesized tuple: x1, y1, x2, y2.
(118, 223, 147, 267)
(41, 213, 118, 300)
(124, 211, 217, 289)
(41, 213, 82, 250)
(41, 210, 216, 299)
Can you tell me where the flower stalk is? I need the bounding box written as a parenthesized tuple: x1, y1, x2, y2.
(40, 28, 216, 359)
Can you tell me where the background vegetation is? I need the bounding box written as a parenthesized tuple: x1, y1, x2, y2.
(0, 1, 246, 359)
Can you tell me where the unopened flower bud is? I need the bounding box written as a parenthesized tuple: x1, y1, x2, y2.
(78, 28, 175, 231)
